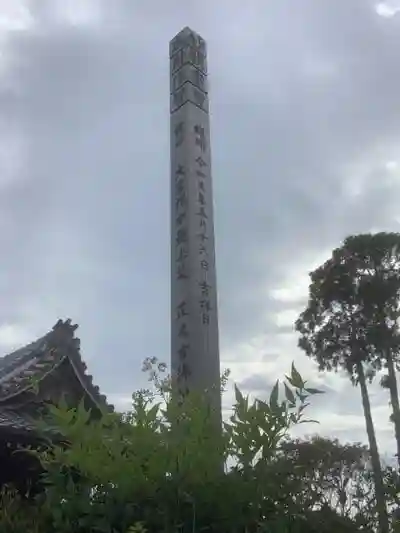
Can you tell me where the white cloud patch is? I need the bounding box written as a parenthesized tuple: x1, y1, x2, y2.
(0, 323, 33, 350)
(51, 0, 103, 27)
(375, 1, 400, 18)
(0, 1, 33, 31)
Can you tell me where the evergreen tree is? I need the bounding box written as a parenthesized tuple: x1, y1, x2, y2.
(295, 233, 395, 533)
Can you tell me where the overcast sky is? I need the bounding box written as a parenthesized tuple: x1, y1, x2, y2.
(1, 0, 400, 457)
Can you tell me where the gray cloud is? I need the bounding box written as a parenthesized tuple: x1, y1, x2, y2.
(0, 0, 399, 453)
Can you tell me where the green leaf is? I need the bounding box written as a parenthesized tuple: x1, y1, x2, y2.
(298, 402, 310, 413)
(147, 403, 160, 423)
(76, 397, 90, 425)
(305, 387, 324, 395)
(269, 380, 279, 409)
(284, 382, 296, 405)
(256, 399, 270, 415)
(285, 374, 295, 386)
(291, 363, 304, 389)
(234, 383, 244, 405)
(298, 418, 320, 425)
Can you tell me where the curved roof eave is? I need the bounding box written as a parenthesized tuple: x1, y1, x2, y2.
(0, 319, 114, 413)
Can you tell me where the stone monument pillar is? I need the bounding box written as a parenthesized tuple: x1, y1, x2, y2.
(169, 27, 221, 419)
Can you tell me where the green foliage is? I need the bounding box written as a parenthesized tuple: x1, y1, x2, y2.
(295, 232, 400, 533)
(0, 487, 43, 533)
(0, 359, 338, 533)
(277, 436, 374, 521)
(4, 232, 400, 532)
(295, 232, 400, 380)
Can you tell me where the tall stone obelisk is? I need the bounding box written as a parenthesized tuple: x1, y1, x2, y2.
(170, 27, 221, 418)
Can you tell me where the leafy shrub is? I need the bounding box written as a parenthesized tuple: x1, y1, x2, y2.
(1, 360, 370, 533)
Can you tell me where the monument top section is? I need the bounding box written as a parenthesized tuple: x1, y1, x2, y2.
(169, 27, 206, 58)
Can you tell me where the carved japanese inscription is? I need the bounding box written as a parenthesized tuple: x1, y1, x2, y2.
(194, 124, 207, 152)
(170, 29, 209, 116)
(174, 121, 184, 147)
(176, 300, 188, 319)
(170, 83, 209, 114)
(171, 65, 208, 94)
(170, 27, 206, 58)
(176, 297, 190, 390)
(170, 28, 221, 416)
(193, 126, 212, 327)
(194, 155, 209, 252)
(174, 165, 189, 281)
(170, 46, 207, 76)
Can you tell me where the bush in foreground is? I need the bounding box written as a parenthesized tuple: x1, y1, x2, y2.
(0, 360, 379, 532)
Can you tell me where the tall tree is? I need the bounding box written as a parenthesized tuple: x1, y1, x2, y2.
(350, 232, 400, 468)
(278, 436, 373, 522)
(295, 234, 392, 533)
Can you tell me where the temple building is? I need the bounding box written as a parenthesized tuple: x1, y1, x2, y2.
(0, 318, 113, 491)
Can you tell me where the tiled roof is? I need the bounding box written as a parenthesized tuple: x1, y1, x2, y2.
(0, 408, 52, 437)
(0, 408, 36, 432)
(0, 336, 48, 381)
(0, 319, 113, 437)
(0, 408, 62, 441)
(0, 343, 62, 402)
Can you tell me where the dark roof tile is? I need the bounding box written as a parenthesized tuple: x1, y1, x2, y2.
(0, 336, 48, 380)
(0, 408, 36, 432)
(0, 319, 114, 413)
